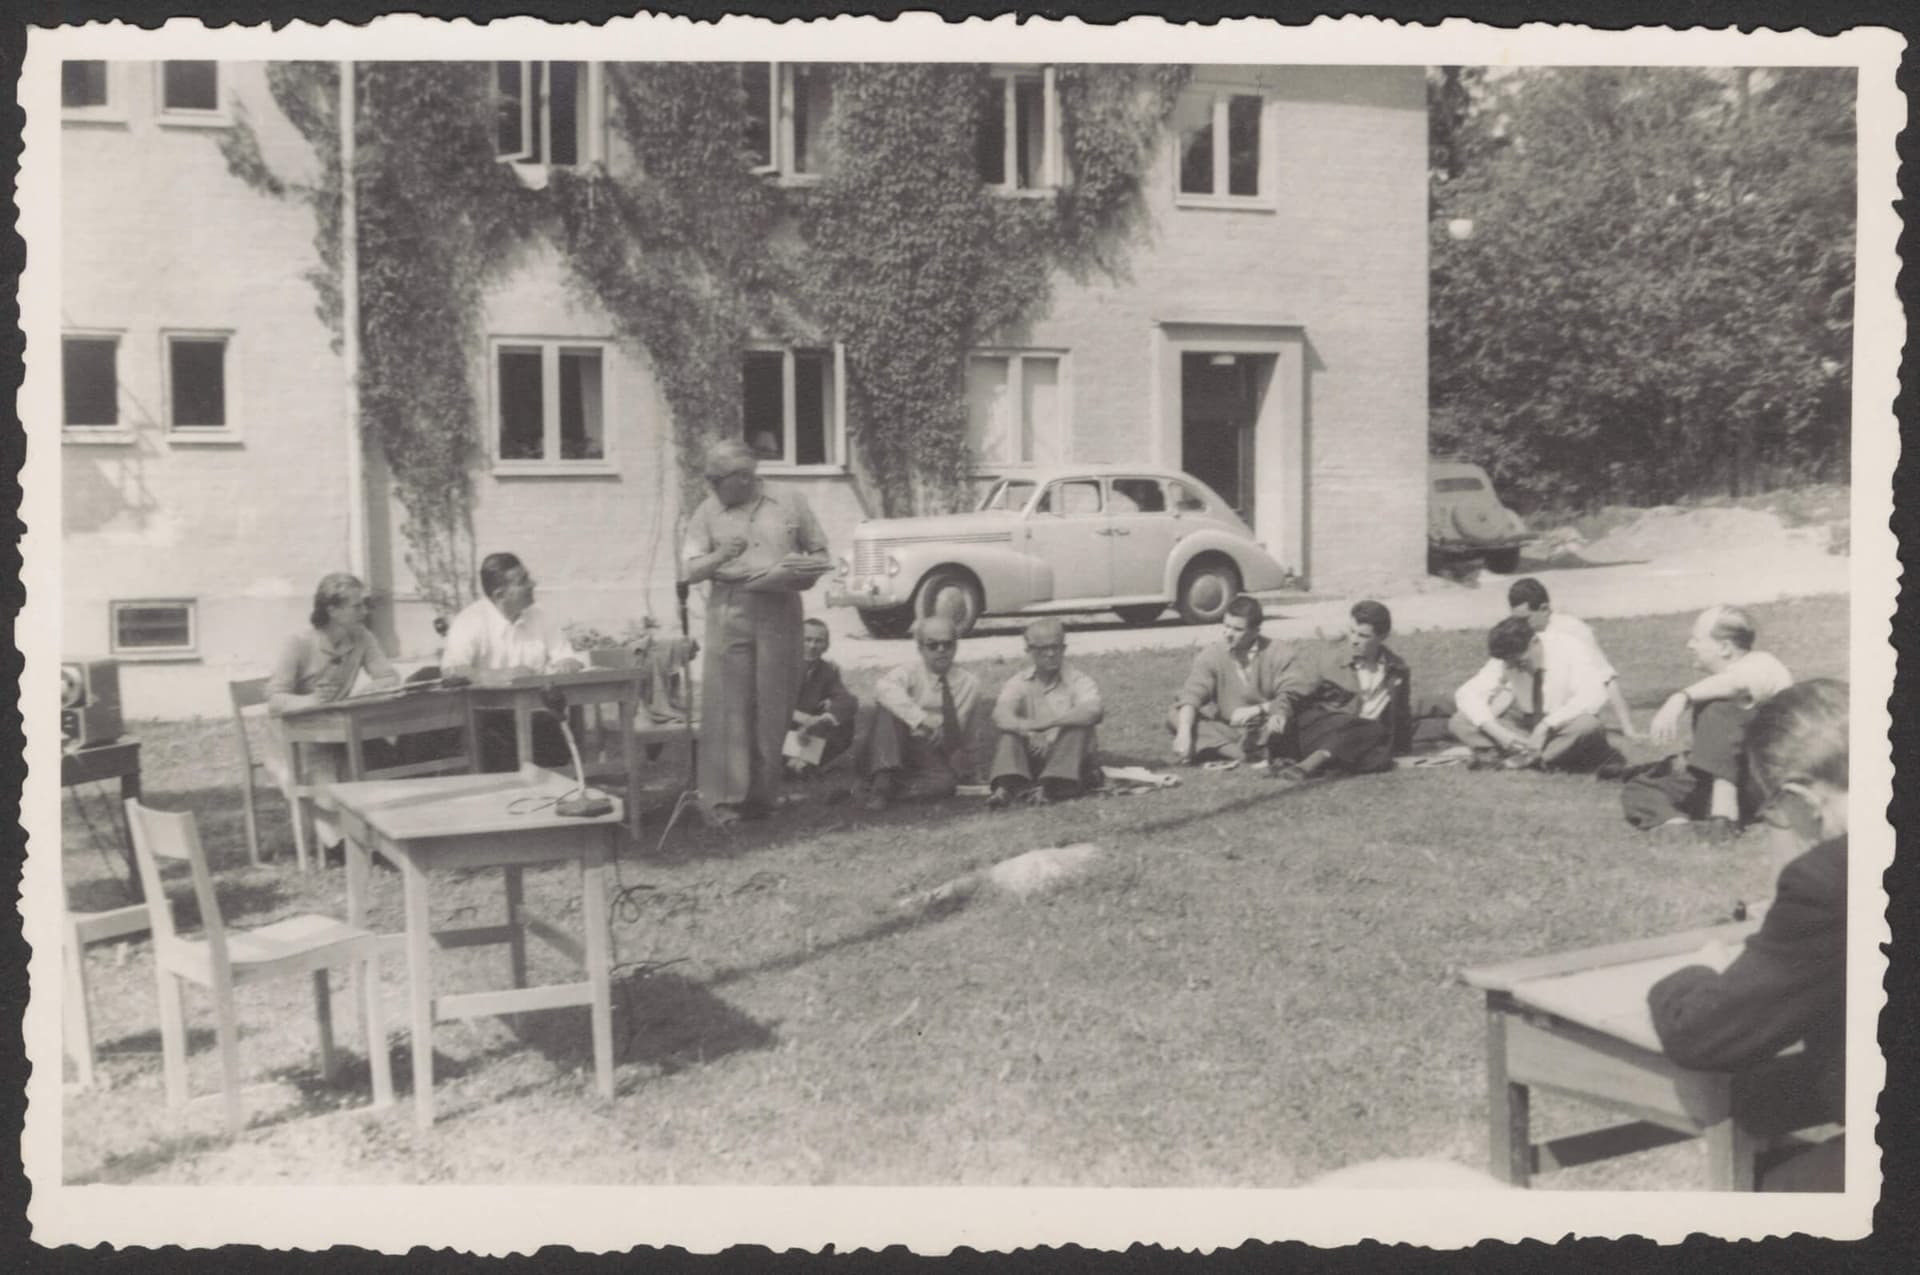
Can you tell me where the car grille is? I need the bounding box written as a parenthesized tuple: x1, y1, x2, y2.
(854, 542, 889, 576)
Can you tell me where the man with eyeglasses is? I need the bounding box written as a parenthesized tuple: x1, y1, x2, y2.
(442, 550, 585, 771)
(857, 615, 980, 812)
(986, 617, 1104, 807)
(683, 438, 831, 828)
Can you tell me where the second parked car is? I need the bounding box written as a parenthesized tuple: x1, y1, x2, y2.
(826, 465, 1294, 638)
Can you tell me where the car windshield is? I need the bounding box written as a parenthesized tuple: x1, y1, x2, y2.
(978, 479, 1037, 513)
(1433, 476, 1485, 493)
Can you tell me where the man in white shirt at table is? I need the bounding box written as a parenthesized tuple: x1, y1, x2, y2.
(1508, 577, 1638, 738)
(441, 551, 584, 771)
(1450, 614, 1614, 772)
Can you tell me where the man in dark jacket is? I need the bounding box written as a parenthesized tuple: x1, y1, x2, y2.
(786, 617, 857, 777)
(1265, 600, 1404, 785)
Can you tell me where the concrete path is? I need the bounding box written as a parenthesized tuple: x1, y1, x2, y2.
(814, 524, 1848, 671)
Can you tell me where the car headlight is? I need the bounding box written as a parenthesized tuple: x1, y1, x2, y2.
(834, 555, 849, 577)
(886, 554, 902, 577)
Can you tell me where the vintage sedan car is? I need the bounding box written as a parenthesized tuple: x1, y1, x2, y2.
(826, 465, 1294, 638)
(1428, 459, 1530, 574)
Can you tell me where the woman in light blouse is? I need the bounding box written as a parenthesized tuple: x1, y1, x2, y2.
(266, 572, 400, 855)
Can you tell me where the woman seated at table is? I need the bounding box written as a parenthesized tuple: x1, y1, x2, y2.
(267, 572, 402, 854)
(1648, 678, 1848, 1192)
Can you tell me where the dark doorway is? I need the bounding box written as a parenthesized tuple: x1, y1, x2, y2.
(1181, 352, 1270, 523)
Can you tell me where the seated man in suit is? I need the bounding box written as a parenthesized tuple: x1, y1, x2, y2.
(440, 551, 584, 772)
(858, 615, 980, 812)
(1627, 605, 1795, 844)
(1167, 594, 1312, 766)
(786, 617, 858, 779)
(1268, 599, 1406, 786)
(987, 617, 1104, 807)
(1451, 614, 1612, 772)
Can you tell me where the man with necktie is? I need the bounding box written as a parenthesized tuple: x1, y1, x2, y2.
(1449, 614, 1612, 771)
(857, 615, 980, 811)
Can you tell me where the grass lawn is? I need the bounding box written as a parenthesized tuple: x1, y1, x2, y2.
(55, 596, 1849, 1187)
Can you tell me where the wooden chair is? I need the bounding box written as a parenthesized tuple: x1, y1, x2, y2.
(125, 799, 394, 1136)
(62, 902, 150, 1089)
(229, 677, 306, 869)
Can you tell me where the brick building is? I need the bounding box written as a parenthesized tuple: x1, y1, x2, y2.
(59, 60, 1427, 717)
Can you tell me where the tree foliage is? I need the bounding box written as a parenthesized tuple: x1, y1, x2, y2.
(1429, 67, 1854, 511)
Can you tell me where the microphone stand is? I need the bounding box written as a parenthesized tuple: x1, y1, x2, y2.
(539, 681, 615, 818)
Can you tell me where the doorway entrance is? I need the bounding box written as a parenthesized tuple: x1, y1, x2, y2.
(1181, 352, 1272, 523)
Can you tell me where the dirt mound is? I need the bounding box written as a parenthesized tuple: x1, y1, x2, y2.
(1536, 489, 1849, 566)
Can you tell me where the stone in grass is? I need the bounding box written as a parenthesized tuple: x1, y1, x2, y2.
(895, 842, 1104, 917)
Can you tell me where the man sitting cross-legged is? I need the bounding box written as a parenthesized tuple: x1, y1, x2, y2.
(857, 615, 981, 812)
(786, 617, 858, 779)
(1450, 614, 1613, 772)
(1167, 594, 1312, 766)
(987, 617, 1105, 808)
(1266, 599, 1404, 787)
(1508, 577, 1638, 738)
(1627, 605, 1794, 845)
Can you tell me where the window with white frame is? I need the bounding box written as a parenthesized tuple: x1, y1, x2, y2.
(966, 352, 1065, 467)
(159, 61, 222, 118)
(495, 62, 605, 168)
(977, 67, 1060, 191)
(61, 61, 116, 117)
(165, 333, 231, 433)
(112, 600, 197, 656)
(494, 341, 609, 464)
(742, 64, 837, 181)
(1175, 88, 1268, 203)
(63, 334, 120, 430)
(742, 346, 844, 468)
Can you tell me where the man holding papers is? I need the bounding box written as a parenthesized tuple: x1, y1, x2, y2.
(682, 438, 832, 828)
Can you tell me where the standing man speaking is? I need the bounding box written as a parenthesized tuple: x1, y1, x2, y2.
(682, 438, 831, 828)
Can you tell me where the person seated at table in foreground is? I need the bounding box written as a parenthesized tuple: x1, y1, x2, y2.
(266, 572, 403, 850)
(1508, 577, 1638, 738)
(1166, 594, 1310, 767)
(987, 617, 1104, 808)
(441, 551, 584, 772)
(1450, 614, 1614, 772)
(1648, 678, 1848, 1192)
(1626, 605, 1795, 846)
(787, 617, 858, 779)
(857, 616, 980, 812)
(1265, 599, 1404, 787)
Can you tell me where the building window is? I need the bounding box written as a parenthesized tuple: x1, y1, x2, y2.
(159, 61, 222, 117)
(495, 62, 605, 168)
(493, 340, 609, 465)
(745, 64, 837, 181)
(163, 334, 230, 432)
(1175, 89, 1268, 204)
(977, 67, 1059, 192)
(62, 61, 109, 109)
(742, 346, 844, 469)
(112, 600, 197, 656)
(966, 352, 1066, 467)
(63, 335, 120, 429)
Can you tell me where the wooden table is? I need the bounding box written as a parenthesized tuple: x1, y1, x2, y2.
(278, 688, 479, 870)
(62, 739, 143, 892)
(330, 770, 623, 1127)
(466, 667, 652, 842)
(1460, 920, 1841, 1189)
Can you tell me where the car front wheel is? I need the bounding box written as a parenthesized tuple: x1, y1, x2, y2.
(915, 567, 984, 637)
(1175, 557, 1242, 626)
(861, 605, 914, 639)
(1482, 547, 1522, 574)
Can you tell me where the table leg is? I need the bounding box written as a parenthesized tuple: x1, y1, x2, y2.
(1705, 1117, 1760, 1191)
(514, 706, 534, 773)
(1486, 1003, 1532, 1186)
(117, 768, 144, 900)
(504, 865, 528, 1033)
(620, 695, 640, 845)
(402, 858, 436, 1128)
(345, 830, 372, 1059)
(63, 920, 97, 1089)
(291, 742, 317, 874)
(581, 843, 615, 1100)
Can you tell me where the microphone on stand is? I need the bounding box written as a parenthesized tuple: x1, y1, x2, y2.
(539, 681, 615, 818)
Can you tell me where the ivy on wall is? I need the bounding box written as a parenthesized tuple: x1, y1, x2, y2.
(222, 61, 1187, 610)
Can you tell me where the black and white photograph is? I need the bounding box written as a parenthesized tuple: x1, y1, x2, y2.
(18, 13, 1902, 1254)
